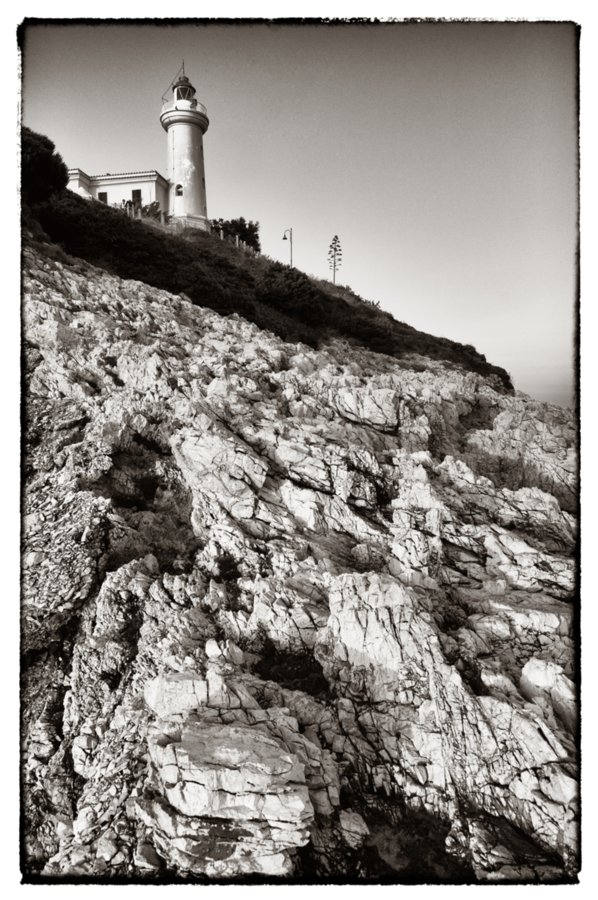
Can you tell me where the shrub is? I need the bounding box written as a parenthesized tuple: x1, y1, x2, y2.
(21, 127, 68, 204)
(255, 263, 342, 328)
(210, 216, 261, 252)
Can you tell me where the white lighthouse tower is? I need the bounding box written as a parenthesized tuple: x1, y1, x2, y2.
(160, 71, 209, 230)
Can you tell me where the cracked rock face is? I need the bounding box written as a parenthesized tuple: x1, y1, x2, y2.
(22, 245, 578, 883)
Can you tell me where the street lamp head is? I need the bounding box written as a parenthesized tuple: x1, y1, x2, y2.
(282, 234, 287, 241)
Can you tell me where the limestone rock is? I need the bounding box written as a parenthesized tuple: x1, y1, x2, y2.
(21, 244, 578, 883)
(339, 809, 370, 849)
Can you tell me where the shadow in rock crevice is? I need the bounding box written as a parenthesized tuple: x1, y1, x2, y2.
(463, 448, 577, 515)
(78, 433, 200, 572)
(253, 638, 330, 699)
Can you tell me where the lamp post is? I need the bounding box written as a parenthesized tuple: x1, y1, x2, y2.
(282, 228, 293, 267)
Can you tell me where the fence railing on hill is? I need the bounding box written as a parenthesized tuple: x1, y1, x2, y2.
(106, 201, 259, 254)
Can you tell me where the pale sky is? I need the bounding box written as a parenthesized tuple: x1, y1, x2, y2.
(21, 20, 578, 407)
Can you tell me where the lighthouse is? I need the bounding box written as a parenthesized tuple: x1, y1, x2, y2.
(160, 72, 209, 230)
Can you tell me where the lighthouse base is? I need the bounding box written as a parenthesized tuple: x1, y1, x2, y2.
(171, 214, 210, 232)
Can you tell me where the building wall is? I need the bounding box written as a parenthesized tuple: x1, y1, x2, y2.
(67, 172, 93, 198)
(155, 181, 169, 211)
(67, 173, 169, 211)
(91, 178, 165, 208)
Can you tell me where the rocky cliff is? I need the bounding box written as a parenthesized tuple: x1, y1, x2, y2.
(22, 243, 578, 882)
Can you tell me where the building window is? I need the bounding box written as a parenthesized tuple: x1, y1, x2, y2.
(132, 189, 142, 206)
(176, 86, 193, 101)
(98, 192, 107, 204)
(175, 184, 183, 196)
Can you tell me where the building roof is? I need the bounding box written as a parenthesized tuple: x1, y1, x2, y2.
(67, 168, 168, 185)
(90, 169, 166, 179)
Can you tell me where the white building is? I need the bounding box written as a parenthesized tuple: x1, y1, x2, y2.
(66, 71, 210, 230)
(66, 169, 169, 211)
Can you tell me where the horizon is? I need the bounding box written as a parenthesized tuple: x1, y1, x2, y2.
(21, 20, 578, 407)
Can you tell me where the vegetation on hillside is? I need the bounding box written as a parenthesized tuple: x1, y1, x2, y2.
(328, 235, 342, 285)
(21, 127, 68, 204)
(210, 217, 261, 253)
(21, 127, 513, 391)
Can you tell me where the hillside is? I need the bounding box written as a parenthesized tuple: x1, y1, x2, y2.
(25, 186, 513, 392)
(21, 233, 578, 883)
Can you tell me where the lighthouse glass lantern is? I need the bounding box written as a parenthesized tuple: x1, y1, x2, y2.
(174, 75, 195, 103)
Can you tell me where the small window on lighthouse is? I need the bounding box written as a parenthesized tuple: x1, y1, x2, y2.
(175, 184, 183, 196)
(176, 86, 194, 101)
